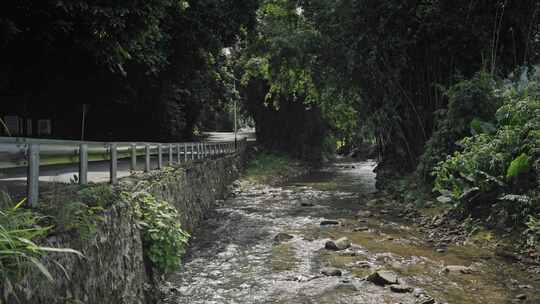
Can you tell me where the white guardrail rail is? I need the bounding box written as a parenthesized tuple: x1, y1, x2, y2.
(0, 136, 247, 206)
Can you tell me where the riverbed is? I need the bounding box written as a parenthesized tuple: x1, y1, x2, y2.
(162, 161, 540, 304)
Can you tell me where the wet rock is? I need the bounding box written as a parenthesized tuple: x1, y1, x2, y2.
(352, 261, 371, 268)
(516, 294, 527, 300)
(325, 237, 351, 251)
(443, 265, 473, 274)
(416, 297, 435, 304)
(353, 226, 369, 232)
(300, 202, 315, 207)
(321, 267, 342, 276)
(366, 271, 399, 286)
(356, 210, 373, 217)
(273, 233, 293, 244)
(321, 220, 341, 226)
(390, 284, 413, 293)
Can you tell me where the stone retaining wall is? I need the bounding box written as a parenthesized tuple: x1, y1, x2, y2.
(9, 152, 247, 304)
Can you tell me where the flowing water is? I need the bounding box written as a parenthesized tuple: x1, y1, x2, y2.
(163, 161, 540, 304)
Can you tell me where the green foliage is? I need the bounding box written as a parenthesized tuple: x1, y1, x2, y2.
(1, 199, 82, 300)
(247, 152, 291, 179)
(526, 214, 540, 246)
(507, 153, 530, 180)
(433, 68, 540, 223)
(301, 0, 539, 168)
(38, 186, 115, 243)
(416, 72, 501, 182)
(129, 192, 190, 274)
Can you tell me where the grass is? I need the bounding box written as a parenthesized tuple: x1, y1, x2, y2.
(0, 197, 82, 301)
(245, 152, 293, 182)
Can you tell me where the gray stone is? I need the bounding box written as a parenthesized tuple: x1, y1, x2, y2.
(366, 271, 399, 286)
(443, 265, 473, 274)
(356, 210, 373, 217)
(273, 233, 294, 244)
(301, 202, 315, 207)
(390, 284, 413, 293)
(321, 267, 342, 276)
(516, 294, 527, 300)
(417, 297, 435, 304)
(321, 220, 341, 226)
(353, 226, 369, 232)
(325, 237, 351, 251)
(436, 195, 453, 204)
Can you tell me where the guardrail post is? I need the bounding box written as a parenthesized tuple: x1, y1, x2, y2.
(131, 144, 137, 170)
(169, 144, 173, 166)
(177, 144, 181, 163)
(145, 144, 151, 172)
(203, 143, 205, 159)
(27, 144, 40, 207)
(157, 144, 163, 169)
(110, 143, 118, 184)
(190, 143, 194, 160)
(79, 144, 88, 185)
(184, 143, 188, 162)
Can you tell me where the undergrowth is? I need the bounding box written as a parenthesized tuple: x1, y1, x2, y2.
(428, 67, 540, 244)
(0, 196, 82, 302)
(246, 152, 293, 182)
(127, 191, 190, 274)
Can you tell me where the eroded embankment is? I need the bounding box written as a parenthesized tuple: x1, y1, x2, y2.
(161, 161, 540, 304)
(6, 153, 246, 304)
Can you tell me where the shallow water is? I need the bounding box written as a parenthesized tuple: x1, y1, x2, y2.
(162, 161, 540, 304)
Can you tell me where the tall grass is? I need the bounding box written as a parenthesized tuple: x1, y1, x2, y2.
(0, 198, 82, 301)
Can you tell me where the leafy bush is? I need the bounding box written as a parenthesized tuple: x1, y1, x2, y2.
(526, 214, 540, 246)
(416, 72, 501, 182)
(433, 68, 540, 223)
(1, 199, 82, 300)
(129, 192, 190, 274)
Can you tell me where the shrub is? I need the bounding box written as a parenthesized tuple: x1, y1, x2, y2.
(416, 72, 500, 182)
(129, 192, 190, 274)
(432, 67, 540, 224)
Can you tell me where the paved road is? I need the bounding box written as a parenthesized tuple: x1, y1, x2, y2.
(203, 130, 256, 142)
(0, 131, 255, 197)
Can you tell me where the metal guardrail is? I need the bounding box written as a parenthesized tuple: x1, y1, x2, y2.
(0, 137, 248, 206)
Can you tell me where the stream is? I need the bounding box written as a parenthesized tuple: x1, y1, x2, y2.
(162, 161, 540, 304)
